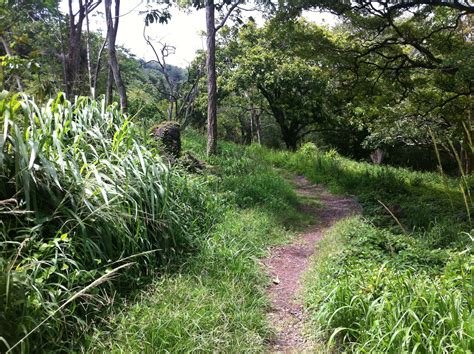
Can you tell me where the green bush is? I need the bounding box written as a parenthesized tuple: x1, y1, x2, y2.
(0, 93, 217, 351)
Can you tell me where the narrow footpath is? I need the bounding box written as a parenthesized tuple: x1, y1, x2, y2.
(262, 175, 361, 352)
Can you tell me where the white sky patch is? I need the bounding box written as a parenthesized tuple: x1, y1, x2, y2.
(60, 1, 338, 67)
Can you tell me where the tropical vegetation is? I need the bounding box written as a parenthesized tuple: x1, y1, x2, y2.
(0, 0, 472, 352)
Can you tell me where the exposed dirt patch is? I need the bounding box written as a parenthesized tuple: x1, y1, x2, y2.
(262, 175, 361, 352)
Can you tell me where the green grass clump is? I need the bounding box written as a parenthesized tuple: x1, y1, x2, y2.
(305, 218, 473, 352)
(182, 130, 303, 224)
(0, 93, 217, 352)
(83, 131, 303, 351)
(88, 208, 290, 352)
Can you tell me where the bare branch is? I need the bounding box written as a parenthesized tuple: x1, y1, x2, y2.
(215, 0, 242, 32)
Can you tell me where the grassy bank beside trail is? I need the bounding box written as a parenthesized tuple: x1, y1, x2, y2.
(256, 143, 472, 352)
(85, 132, 306, 352)
(0, 94, 302, 352)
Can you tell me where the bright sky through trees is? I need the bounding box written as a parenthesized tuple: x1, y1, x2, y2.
(60, 0, 336, 66)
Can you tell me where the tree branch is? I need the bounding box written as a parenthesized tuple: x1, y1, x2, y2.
(215, 0, 242, 32)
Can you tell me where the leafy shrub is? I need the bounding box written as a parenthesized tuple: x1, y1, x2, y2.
(0, 93, 217, 351)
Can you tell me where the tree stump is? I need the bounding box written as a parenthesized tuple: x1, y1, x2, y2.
(370, 148, 384, 165)
(151, 121, 181, 159)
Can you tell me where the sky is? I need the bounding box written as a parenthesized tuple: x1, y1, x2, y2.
(61, 1, 337, 67)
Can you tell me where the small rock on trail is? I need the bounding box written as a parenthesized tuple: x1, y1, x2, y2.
(262, 175, 361, 352)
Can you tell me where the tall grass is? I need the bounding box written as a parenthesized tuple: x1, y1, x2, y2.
(305, 218, 473, 353)
(255, 142, 473, 352)
(85, 132, 304, 352)
(0, 92, 217, 351)
(256, 142, 471, 242)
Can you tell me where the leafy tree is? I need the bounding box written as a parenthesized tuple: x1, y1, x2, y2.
(292, 0, 474, 171)
(0, 0, 62, 94)
(224, 19, 336, 150)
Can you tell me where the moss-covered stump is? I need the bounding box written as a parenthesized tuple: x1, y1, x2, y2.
(151, 121, 181, 159)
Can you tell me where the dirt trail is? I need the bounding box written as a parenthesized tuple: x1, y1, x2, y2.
(263, 175, 361, 352)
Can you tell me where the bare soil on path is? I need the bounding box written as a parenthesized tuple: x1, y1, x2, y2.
(262, 175, 361, 352)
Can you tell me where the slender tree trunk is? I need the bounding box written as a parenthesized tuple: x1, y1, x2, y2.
(206, 0, 217, 156)
(92, 38, 107, 99)
(249, 109, 254, 143)
(106, 65, 113, 106)
(105, 0, 127, 111)
(167, 100, 173, 121)
(175, 100, 178, 120)
(255, 111, 262, 145)
(85, 4, 94, 97)
(57, 17, 69, 94)
(0, 35, 23, 91)
(462, 107, 473, 174)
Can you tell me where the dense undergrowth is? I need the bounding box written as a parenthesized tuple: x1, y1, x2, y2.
(1, 92, 472, 352)
(85, 131, 304, 352)
(0, 93, 220, 352)
(0, 93, 302, 352)
(258, 143, 473, 352)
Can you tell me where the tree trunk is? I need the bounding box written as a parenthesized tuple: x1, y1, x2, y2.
(65, 30, 81, 97)
(92, 38, 107, 99)
(167, 100, 173, 121)
(257, 84, 299, 150)
(461, 112, 473, 174)
(249, 109, 254, 143)
(370, 148, 385, 164)
(57, 17, 69, 95)
(255, 110, 262, 145)
(269, 103, 296, 150)
(206, 0, 217, 156)
(280, 118, 297, 150)
(106, 65, 113, 106)
(284, 135, 298, 151)
(85, 3, 94, 97)
(238, 114, 251, 144)
(65, 0, 85, 98)
(175, 100, 179, 120)
(105, 0, 127, 111)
